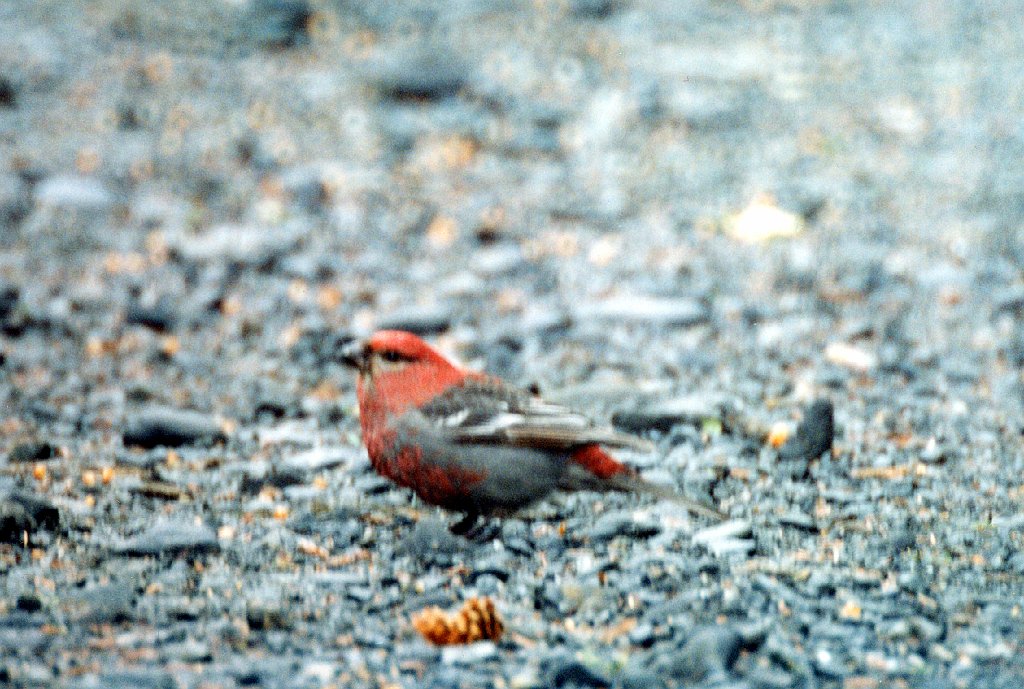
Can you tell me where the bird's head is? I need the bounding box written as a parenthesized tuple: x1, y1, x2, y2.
(340, 330, 451, 377)
(341, 330, 465, 412)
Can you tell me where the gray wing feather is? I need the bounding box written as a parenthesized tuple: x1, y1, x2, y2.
(422, 381, 653, 452)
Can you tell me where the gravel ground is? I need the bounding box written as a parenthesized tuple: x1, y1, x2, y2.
(2, 0, 1024, 687)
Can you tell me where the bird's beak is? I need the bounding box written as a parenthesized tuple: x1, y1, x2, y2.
(339, 339, 369, 372)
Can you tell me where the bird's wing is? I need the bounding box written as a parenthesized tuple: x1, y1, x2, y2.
(418, 378, 654, 452)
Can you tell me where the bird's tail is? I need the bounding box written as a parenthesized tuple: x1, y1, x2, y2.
(562, 446, 726, 521)
(617, 474, 727, 521)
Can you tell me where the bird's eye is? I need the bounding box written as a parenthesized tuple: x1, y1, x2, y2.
(380, 350, 405, 363)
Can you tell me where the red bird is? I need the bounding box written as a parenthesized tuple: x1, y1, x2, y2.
(341, 330, 724, 533)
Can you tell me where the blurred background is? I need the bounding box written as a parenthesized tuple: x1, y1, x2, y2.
(3, 0, 1018, 387)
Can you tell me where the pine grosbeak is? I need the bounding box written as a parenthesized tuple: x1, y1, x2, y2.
(342, 330, 724, 532)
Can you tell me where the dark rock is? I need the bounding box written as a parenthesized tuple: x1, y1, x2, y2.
(116, 103, 143, 130)
(14, 595, 41, 613)
(246, 603, 292, 630)
(0, 303, 31, 336)
(112, 521, 219, 557)
(249, 0, 314, 48)
(0, 284, 17, 321)
(352, 473, 395, 495)
(545, 656, 611, 688)
(467, 554, 512, 583)
(627, 622, 657, 648)
(127, 480, 187, 501)
(223, 657, 305, 686)
(253, 395, 293, 420)
(571, 0, 615, 18)
(1008, 551, 1024, 574)
(0, 175, 29, 238)
(123, 407, 225, 448)
(125, 299, 176, 331)
(777, 399, 834, 464)
(367, 46, 469, 102)
(377, 305, 454, 336)
(0, 76, 15, 108)
(0, 491, 60, 543)
(613, 396, 722, 434)
(6, 441, 58, 463)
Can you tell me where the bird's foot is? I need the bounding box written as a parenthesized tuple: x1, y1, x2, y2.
(449, 512, 479, 536)
(449, 513, 500, 542)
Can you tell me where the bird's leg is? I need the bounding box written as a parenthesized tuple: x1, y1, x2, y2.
(464, 519, 501, 542)
(449, 513, 501, 542)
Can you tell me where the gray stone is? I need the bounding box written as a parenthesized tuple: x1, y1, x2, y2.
(660, 626, 744, 683)
(62, 583, 136, 623)
(590, 510, 662, 541)
(366, 45, 470, 101)
(167, 223, 303, 266)
(112, 520, 219, 557)
(123, 407, 225, 448)
(281, 446, 361, 473)
(440, 640, 498, 665)
(692, 520, 754, 557)
(0, 491, 60, 543)
(577, 296, 710, 327)
(34, 175, 112, 211)
(24, 175, 114, 245)
(377, 304, 455, 335)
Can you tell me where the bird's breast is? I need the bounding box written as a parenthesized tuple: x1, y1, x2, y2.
(366, 426, 484, 509)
